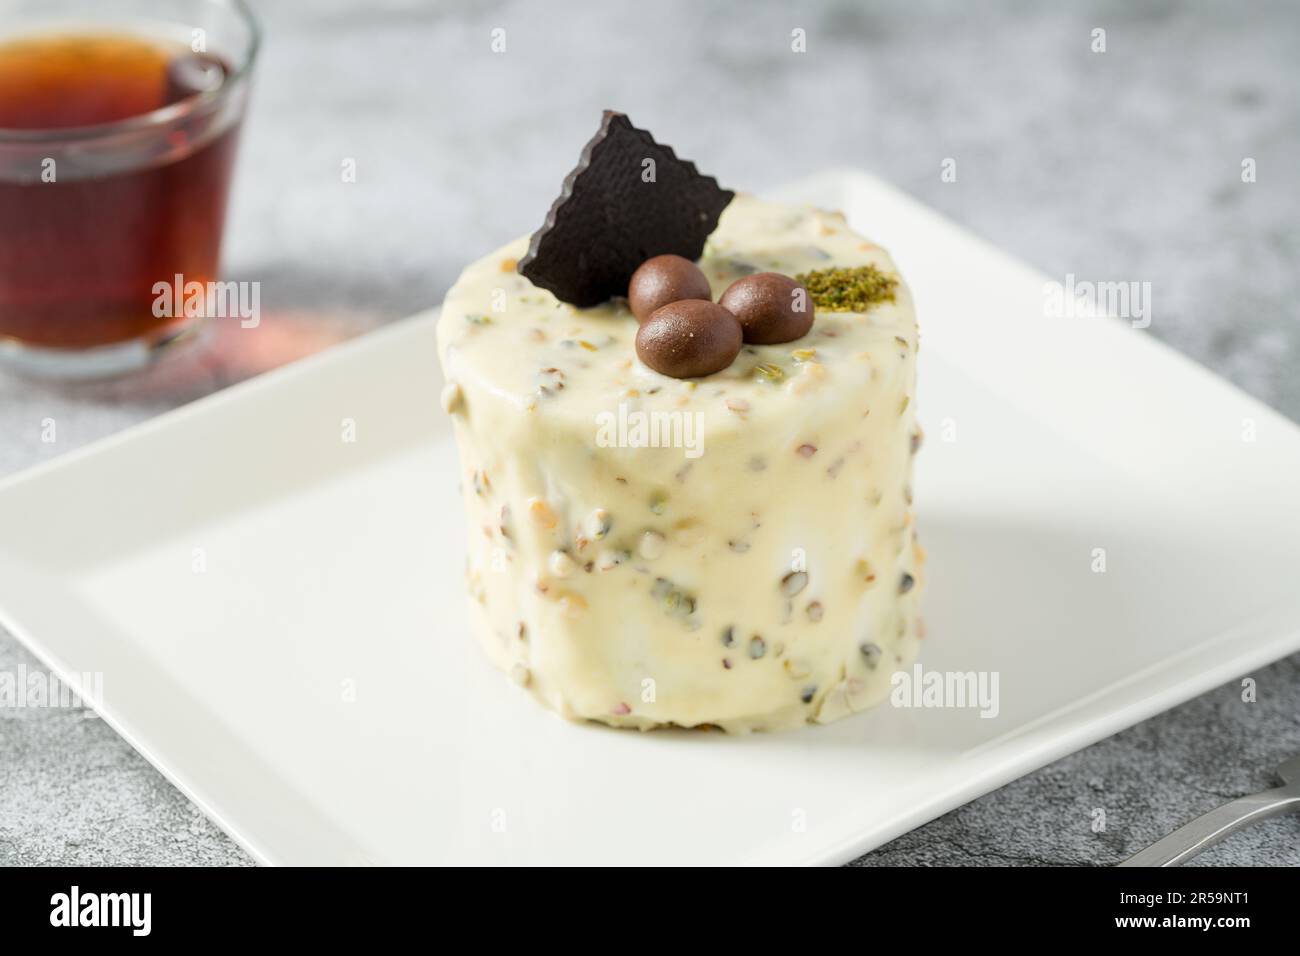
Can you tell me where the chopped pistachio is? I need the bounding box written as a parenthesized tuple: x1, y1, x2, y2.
(536, 367, 566, 396)
(651, 576, 697, 620)
(855, 559, 877, 585)
(596, 548, 630, 571)
(527, 497, 558, 530)
(639, 530, 666, 560)
(440, 382, 464, 414)
(725, 398, 750, 415)
(584, 508, 612, 540)
(671, 518, 704, 546)
(557, 592, 588, 618)
(781, 570, 809, 597)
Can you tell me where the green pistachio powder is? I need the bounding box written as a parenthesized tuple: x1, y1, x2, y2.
(795, 264, 898, 312)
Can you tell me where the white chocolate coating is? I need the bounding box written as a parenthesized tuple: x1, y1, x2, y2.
(437, 195, 923, 732)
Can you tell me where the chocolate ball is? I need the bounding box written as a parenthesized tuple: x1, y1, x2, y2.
(628, 254, 713, 322)
(718, 272, 814, 345)
(635, 300, 742, 379)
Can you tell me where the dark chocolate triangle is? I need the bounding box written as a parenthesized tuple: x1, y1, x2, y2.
(517, 111, 734, 308)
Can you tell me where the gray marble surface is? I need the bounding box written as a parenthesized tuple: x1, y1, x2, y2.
(2, 0, 1298, 866)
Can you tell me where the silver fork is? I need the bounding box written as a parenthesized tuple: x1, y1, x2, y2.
(1120, 755, 1300, 867)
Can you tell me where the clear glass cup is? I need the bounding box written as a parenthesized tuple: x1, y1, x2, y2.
(0, 0, 259, 380)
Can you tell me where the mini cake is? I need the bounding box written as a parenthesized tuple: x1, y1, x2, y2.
(436, 114, 923, 732)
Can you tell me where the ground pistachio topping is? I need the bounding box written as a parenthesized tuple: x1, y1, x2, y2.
(860, 642, 883, 669)
(796, 264, 898, 312)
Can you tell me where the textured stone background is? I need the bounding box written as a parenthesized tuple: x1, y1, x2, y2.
(2, 0, 1298, 866)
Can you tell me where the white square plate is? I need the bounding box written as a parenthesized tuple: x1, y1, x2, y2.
(3, 170, 1299, 866)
